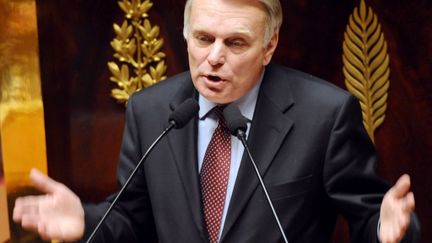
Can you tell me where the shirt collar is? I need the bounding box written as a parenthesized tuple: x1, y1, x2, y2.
(198, 71, 264, 122)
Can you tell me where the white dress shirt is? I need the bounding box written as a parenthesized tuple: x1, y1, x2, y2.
(197, 72, 263, 240)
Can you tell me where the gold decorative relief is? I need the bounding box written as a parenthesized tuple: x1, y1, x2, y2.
(0, 0, 48, 242)
(108, 0, 167, 105)
(342, 0, 390, 143)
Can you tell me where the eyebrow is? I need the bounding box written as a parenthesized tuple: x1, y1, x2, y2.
(191, 26, 254, 38)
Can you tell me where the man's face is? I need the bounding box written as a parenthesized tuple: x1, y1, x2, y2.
(186, 0, 278, 104)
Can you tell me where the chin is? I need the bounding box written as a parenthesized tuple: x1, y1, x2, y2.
(202, 93, 229, 104)
(209, 96, 234, 105)
(196, 85, 234, 104)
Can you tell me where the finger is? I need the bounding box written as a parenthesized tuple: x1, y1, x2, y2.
(13, 196, 40, 222)
(390, 207, 412, 241)
(21, 214, 41, 233)
(396, 215, 410, 241)
(405, 192, 415, 212)
(38, 221, 60, 241)
(43, 223, 63, 241)
(390, 174, 411, 198)
(13, 197, 25, 222)
(29, 168, 60, 194)
(38, 221, 52, 241)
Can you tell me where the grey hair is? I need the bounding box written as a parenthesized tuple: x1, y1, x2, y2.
(183, 0, 283, 45)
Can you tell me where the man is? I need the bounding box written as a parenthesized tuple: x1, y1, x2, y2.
(13, 0, 419, 242)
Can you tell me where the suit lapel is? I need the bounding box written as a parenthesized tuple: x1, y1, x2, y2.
(221, 65, 295, 241)
(165, 77, 208, 241)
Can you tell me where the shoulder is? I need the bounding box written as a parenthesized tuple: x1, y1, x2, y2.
(124, 70, 193, 121)
(130, 71, 192, 103)
(265, 63, 354, 108)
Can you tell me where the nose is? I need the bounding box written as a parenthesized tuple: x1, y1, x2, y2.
(207, 41, 226, 66)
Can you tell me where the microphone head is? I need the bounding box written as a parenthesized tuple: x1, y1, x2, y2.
(169, 98, 200, 129)
(223, 104, 248, 136)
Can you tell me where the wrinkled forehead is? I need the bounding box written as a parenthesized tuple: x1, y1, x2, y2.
(189, 0, 267, 30)
(190, 0, 267, 18)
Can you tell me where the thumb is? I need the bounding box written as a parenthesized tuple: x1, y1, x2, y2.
(390, 174, 411, 199)
(29, 168, 59, 194)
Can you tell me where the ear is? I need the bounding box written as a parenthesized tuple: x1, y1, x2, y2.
(263, 32, 279, 66)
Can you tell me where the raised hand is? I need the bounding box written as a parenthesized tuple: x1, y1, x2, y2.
(379, 174, 415, 243)
(13, 169, 85, 242)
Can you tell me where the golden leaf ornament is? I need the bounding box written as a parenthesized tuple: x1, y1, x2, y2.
(342, 0, 390, 143)
(108, 0, 167, 105)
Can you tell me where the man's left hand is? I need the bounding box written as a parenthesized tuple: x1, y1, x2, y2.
(379, 174, 415, 243)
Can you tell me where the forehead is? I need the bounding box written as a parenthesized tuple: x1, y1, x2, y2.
(189, 0, 266, 36)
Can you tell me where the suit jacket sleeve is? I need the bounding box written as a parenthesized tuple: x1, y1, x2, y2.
(323, 94, 420, 243)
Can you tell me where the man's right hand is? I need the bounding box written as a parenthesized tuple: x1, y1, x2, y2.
(13, 168, 85, 242)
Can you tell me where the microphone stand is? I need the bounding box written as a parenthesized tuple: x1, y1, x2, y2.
(85, 122, 175, 243)
(84, 98, 198, 243)
(236, 130, 289, 243)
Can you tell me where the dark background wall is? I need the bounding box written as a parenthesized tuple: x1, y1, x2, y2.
(35, 0, 431, 242)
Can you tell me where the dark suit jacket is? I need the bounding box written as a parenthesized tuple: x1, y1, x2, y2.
(82, 64, 419, 243)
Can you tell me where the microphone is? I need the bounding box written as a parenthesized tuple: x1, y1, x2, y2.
(223, 104, 289, 243)
(86, 98, 199, 243)
(168, 98, 199, 128)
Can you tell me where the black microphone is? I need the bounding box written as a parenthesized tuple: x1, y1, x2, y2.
(86, 98, 199, 243)
(223, 104, 289, 243)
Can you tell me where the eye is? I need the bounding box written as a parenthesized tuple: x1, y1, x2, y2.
(226, 38, 247, 48)
(194, 34, 214, 45)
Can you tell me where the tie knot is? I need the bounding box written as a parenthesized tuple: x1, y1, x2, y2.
(213, 106, 230, 132)
(213, 106, 225, 123)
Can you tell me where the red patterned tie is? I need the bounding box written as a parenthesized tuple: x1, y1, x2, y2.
(200, 106, 231, 243)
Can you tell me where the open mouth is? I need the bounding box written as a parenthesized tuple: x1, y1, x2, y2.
(207, 75, 222, 82)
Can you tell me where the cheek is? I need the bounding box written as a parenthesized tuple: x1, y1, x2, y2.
(230, 54, 264, 89)
(188, 48, 201, 75)
(232, 54, 263, 77)
(188, 45, 206, 63)
(187, 48, 196, 64)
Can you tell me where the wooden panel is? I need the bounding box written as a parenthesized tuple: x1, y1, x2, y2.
(36, 0, 125, 201)
(35, 0, 432, 242)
